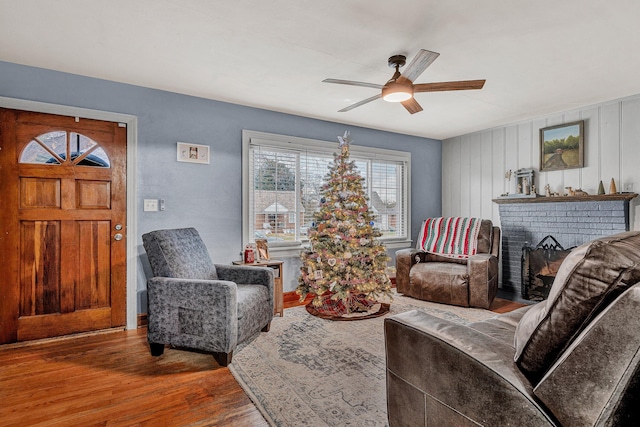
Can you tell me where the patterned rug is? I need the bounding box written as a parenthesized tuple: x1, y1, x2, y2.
(229, 292, 496, 427)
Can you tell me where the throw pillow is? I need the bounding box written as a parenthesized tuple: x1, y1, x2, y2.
(143, 228, 218, 280)
(514, 231, 640, 382)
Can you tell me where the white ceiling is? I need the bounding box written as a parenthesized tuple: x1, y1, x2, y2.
(1, 0, 639, 140)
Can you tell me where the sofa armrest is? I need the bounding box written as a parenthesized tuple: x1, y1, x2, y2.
(147, 277, 238, 352)
(395, 248, 422, 294)
(467, 253, 499, 309)
(216, 264, 273, 287)
(534, 284, 640, 427)
(216, 264, 274, 315)
(385, 310, 554, 426)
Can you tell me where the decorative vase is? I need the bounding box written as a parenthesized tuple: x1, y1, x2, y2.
(610, 178, 617, 194)
(597, 180, 605, 195)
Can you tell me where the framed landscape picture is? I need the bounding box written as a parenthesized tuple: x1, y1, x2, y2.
(540, 120, 584, 171)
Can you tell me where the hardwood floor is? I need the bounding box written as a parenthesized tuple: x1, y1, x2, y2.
(0, 297, 524, 426)
(488, 296, 527, 314)
(0, 328, 268, 427)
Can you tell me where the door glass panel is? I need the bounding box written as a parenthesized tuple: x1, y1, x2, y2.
(20, 131, 110, 167)
(39, 131, 67, 157)
(74, 146, 110, 167)
(69, 132, 96, 154)
(20, 141, 61, 164)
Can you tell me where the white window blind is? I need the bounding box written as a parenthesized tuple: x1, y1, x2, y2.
(243, 131, 410, 251)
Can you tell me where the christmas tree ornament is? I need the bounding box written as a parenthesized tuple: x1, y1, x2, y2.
(328, 258, 337, 266)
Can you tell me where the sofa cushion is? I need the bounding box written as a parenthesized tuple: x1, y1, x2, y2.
(514, 231, 640, 381)
(236, 284, 271, 343)
(143, 228, 218, 280)
(409, 263, 469, 306)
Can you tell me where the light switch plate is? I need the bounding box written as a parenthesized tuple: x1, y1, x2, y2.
(144, 199, 159, 212)
(624, 183, 634, 192)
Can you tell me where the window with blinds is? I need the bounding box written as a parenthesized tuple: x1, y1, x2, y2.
(242, 131, 410, 249)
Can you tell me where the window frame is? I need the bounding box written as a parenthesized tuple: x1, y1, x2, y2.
(242, 130, 411, 257)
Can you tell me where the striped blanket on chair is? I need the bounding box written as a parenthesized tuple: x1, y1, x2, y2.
(417, 217, 482, 259)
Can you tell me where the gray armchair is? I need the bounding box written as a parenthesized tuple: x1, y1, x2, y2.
(142, 227, 274, 366)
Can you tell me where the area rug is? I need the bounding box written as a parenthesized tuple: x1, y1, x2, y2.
(229, 293, 496, 427)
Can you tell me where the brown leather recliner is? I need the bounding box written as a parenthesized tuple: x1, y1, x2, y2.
(395, 219, 500, 309)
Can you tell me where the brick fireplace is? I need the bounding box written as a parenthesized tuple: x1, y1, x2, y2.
(494, 193, 637, 300)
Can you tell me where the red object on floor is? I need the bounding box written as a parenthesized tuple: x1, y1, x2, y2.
(305, 293, 389, 321)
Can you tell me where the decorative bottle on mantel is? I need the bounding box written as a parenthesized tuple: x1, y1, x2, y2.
(610, 178, 617, 195)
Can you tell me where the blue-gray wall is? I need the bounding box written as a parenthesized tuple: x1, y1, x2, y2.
(0, 60, 442, 312)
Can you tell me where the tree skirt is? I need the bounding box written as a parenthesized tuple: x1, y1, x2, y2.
(305, 293, 390, 320)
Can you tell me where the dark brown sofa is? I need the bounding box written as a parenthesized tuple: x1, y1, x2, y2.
(395, 218, 500, 309)
(385, 231, 640, 426)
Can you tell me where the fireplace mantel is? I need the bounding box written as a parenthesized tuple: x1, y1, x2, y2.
(493, 193, 637, 204)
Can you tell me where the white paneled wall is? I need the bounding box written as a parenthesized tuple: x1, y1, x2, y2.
(443, 94, 640, 231)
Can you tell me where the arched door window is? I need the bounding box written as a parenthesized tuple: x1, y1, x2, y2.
(20, 131, 110, 167)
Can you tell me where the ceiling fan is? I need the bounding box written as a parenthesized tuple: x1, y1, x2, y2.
(323, 49, 485, 114)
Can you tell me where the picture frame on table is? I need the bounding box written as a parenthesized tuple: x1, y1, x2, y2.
(256, 238, 269, 260)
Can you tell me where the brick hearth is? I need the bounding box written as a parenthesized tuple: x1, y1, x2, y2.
(494, 193, 637, 300)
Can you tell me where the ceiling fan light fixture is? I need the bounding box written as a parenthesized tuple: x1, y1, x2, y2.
(323, 49, 485, 113)
(382, 81, 413, 102)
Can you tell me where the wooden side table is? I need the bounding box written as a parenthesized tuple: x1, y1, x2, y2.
(232, 259, 284, 317)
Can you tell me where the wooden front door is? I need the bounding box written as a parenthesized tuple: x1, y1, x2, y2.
(0, 108, 127, 343)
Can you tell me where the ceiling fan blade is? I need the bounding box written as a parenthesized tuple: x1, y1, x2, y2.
(338, 94, 382, 112)
(323, 78, 384, 90)
(401, 98, 423, 114)
(413, 79, 486, 92)
(401, 49, 440, 82)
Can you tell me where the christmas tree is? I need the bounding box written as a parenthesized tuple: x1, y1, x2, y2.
(297, 131, 392, 315)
